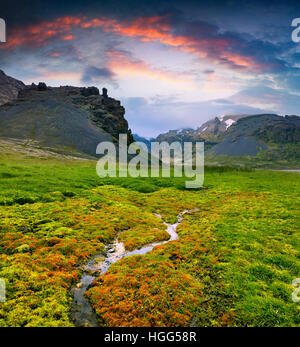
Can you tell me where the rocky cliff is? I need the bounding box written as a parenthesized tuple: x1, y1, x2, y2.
(0, 78, 133, 157)
(0, 70, 25, 106)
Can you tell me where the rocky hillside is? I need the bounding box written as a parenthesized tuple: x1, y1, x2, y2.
(154, 114, 249, 144)
(155, 128, 195, 143)
(0, 70, 25, 105)
(208, 114, 300, 156)
(0, 78, 133, 157)
(148, 113, 300, 166)
(196, 114, 249, 141)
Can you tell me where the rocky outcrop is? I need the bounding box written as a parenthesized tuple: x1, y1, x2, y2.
(194, 114, 249, 141)
(0, 78, 133, 157)
(0, 70, 25, 105)
(208, 114, 300, 156)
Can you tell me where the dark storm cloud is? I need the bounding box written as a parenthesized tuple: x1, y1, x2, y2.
(169, 16, 291, 72)
(1, 0, 180, 28)
(3, 0, 300, 28)
(81, 66, 115, 83)
(1, 0, 297, 74)
(1, 0, 300, 137)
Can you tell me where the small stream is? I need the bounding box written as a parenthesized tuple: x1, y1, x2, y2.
(70, 209, 198, 327)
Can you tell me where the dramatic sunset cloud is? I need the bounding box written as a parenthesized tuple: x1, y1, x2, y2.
(1, 0, 299, 136)
(1, 13, 286, 73)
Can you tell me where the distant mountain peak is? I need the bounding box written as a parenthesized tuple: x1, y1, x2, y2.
(196, 114, 250, 137)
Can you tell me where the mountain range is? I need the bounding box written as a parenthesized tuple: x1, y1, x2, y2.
(0, 69, 299, 167)
(134, 113, 300, 167)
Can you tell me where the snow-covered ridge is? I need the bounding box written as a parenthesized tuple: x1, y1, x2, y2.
(225, 118, 236, 129)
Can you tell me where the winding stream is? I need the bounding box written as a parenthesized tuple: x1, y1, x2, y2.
(70, 209, 198, 327)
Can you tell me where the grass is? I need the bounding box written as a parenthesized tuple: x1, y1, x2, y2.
(205, 142, 300, 169)
(0, 152, 299, 327)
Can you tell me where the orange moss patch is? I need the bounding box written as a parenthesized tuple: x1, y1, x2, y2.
(87, 256, 203, 327)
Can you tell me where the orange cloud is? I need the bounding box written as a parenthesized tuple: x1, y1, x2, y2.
(79, 16, 267, 72)
(43, 72, 81, 80)
(26, 67, 81, 82)
(219, 52, 268, 73)
(107, 50, 195, 87)
(1, 14, 271, 73)
(2, 16, 82, 49)
(49, 52, 61, 57)
(61, 34, 75, 41)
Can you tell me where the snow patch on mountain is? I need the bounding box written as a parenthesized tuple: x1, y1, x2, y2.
(225, 118, 236, 129)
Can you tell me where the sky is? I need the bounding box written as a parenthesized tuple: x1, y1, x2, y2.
(1, 0, 300, 136)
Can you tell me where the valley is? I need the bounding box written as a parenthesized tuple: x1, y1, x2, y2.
(0, 151, 298, 327)
(0, 70, 299, 328)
